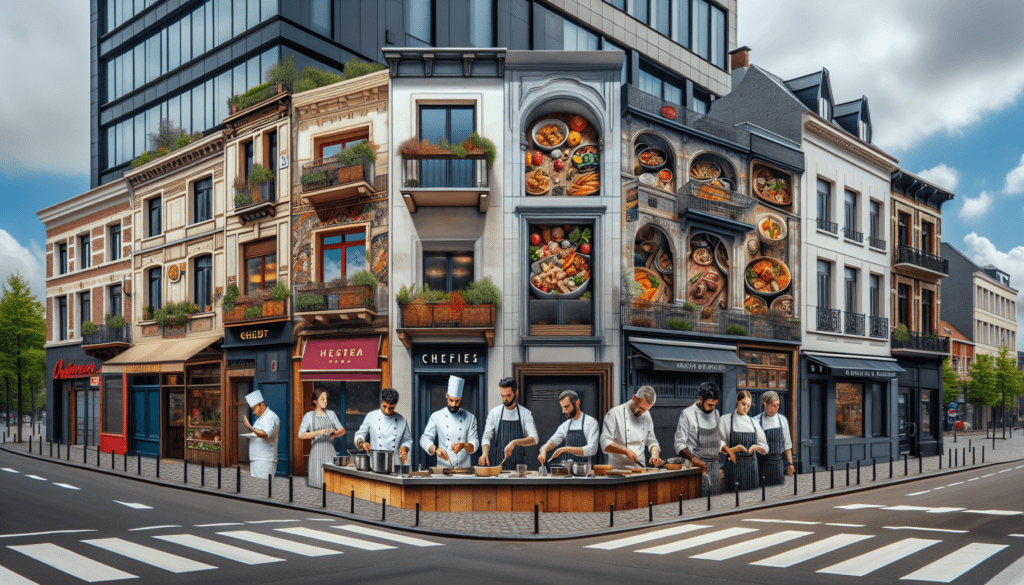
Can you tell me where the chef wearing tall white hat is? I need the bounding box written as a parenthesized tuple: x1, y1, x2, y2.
(242, 389, 281, 479)
(419, 376, 479, 469)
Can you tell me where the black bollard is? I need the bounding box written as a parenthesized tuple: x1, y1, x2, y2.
(954, 429, 957, 443)
(40, 436, 43, 455)
(535, 504, 539, 533)
(111, 449, 115, 469)
(137, 453, 141, 475)
(872, 458, 876, 481)
(846, 462, 850, 486)
(610, 504, 615, 527)
(157, 456, 160, 478)
(762, 475, 766, 501)
(735, 481, 740, 507)
(904, 454, 908, 476)
(993, 435, 996, 450)
(57, 442, 60, 459)
(382, 498, 386, 522)
(707, 485, 712, 511)
(948, 449, 952, 468)
(28, 438, 31, 453)
(84, 444, 88, 463)
(289, 476, 293, 503)
(217, 463, 221, 489)
(236, 466, 241, 493)
(813, 467, 817, 492)
(649, 501, 653, 522)
(50, 441, 53, 457)
(184, 461, 188, 484)
(268, 474, 272, 499)
(969, 439, 972, 451)
(973, 448, 976, 465)
(856, 460, 860, 485)
(679, 493, 684, 516)
(322, 482, 326, 507)
(794, 470, 798, 495)
(67, 442, 70, 461)
(415, 503, 420, 527)
(940, 452, 943, 470)
(962, 448, 965, 467)
(123, 451, 127, 472)
(831, 465, 835, 489)
(201, 461, 205, 487)
(918, 454, 922, 474)
(982, 446, 985, 463)
(954, 450, 958, 468)
(351, 490, 355, 514)
(97, 445, 100, 466)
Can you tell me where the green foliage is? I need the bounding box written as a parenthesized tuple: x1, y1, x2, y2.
(994, 346, 1020, 411)
(681, 301, 699, 312)
(269, 282, 292, 301)
(350, 270, 378, 290)
(234, 191, 255, 208)
(967, 353, 997, 407)
(396, 285, 414, 306)
(244, 306, 263, 320)
(893, 323, 910, 341)
(343, 58, 386, 80)
(296, 294, 323, 310)
(942, 358, 962, 408)
(174, 132, 196, 150)
(451, 144, 468, 159)
(294, 66, 343, 93)
(227, 82, 277, 111)
(248, 163, 276, 186)
(467, 133, 496, 168)
(149, 119, 189, 153)
(666, 318, 692, 331)
(647, 273, 659, 290)
(0, 274, 46, 432)
(334, 141, 377, 167)
(81, 321, 98, 336)
(463, 277, 502, 308)
(106, 313, 125, 330)
(726, 324, 748, 336)
(301, 170, 327, 185)
(130, 150, 154, 169)
(405, 179, 419, 188)
(265, 55, 300, 91)
(154, 302, 200, 328)
(581, 291, 592, 301)
(223, 284, 240, 303)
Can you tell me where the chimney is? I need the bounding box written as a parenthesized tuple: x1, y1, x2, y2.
(729, 46, 751, 89)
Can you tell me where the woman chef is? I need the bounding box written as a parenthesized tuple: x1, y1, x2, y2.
(754, 390, 794, 485)
(720, 390, 768, 491)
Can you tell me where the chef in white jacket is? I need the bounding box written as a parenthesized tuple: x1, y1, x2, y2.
(355, 387, 413, 463)
(600, 386, 663, 468)
(419, 376, 479, 468)
(242, 389, 280, 479)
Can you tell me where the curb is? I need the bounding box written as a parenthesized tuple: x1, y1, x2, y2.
(3, 443, 1022, 542)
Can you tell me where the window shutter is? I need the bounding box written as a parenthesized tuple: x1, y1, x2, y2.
(244, 239, 276, 259)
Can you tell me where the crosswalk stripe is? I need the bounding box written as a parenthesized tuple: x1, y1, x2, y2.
(113, 501, 152, 510)
(153, 534, 283, 565)
(691, 530, 812, 561)
(884, 526, 966, 534)
(752, 533, 874, 568)
(0, 564, 40, 585)
(275, 528, 395, 551)
(742, 519, 820, 525)
(53, 483, 79, 490)
(984, 553, 1024, 585)
(335, 525, 443, 547)
(902, 543, 1008, 583)
(218, 531, 341, 556)
(835, 504, 885, 510)
(84, 538, 216, 573)
(9, 543, 138, 582)
(25, 475, 46, 481)
(637, 527, 758, 555)
(584, 525, 712, 550)
(1, 468, 19, 473)
(965, 510, 1022, 516)
(817, 538, 940, 577)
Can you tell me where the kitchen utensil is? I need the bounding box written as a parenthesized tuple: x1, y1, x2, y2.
(496, 452, 511, 469)
(516, 464, 528, 478)
(409, 471, 432, 477)
(429, 466, 446, 474)
(537, 465, 548, 477)
(593, 464, 613, 477)
(473, 465, 503, 477)
(369, 449, 394, 474)
(664, 463, 683, 470)
(550, 464, 571, 477)
(570, 460, 592, 477)
(351, 452, 370, 472)
(395, 464, 412, 476)
(442, 467, 473, 475)
(333, 455, 351, 467)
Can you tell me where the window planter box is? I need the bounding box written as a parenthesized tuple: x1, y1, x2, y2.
(224, 296, 290, 326)
(294, 283, 376, 326)
(460, 304, 495, 327)
(162, 323, 187, 338)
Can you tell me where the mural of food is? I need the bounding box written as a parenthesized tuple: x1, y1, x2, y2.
(633, 225, 673, 303)
(752, 163, 792, 206)
(528, 223, 593, 299)
(686, 232, 728, 311)
(526, 113, 599, 196)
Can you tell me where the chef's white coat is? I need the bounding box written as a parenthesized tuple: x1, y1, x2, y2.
(755, 412, 793, 451)
(419, 408, 480, 468)
(481, 404, 539, 449)
(600, 402, 660, 467)
(719, 413, 768, 453)
(249, 408, 280, 479)
(355, 410, 414, 459)
(673, 402, 724, 457)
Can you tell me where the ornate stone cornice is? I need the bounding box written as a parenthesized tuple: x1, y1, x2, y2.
(124, 133, 226, 189)
(804, 119, 897, 173)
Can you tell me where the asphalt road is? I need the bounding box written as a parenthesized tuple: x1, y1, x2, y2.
(2, 449, 1022, 584)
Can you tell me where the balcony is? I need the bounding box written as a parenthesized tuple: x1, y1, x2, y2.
(842, 227, 864, 243)
(295, 283, 376, 326)
(676, 180, 757, 231)
(895, 245, 949, 278)
(82, 325, 131, 359)
(621, 301, 800, 343)
(892, 329, 951, 355)
(223, 294, 291, 327)
(396, 301, 496, 348)
(233, 183, 276, 225)
(816, 306, 841, 333)
(844, 311, 865, 335)
(399, 155, 490, 213)
(816, 217, 838, 235)
(869, 236, 887, 251)
(300, 157, 376, 208)
(869, 316, 889, 339)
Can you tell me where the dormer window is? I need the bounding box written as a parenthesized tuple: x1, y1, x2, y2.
(818, 97, 832, 120)
(859, 119, 871, 142)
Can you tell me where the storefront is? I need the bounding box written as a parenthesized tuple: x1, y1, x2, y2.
(893, 357, 944, 457)
(800, 351, 904, 471)
(46, 346, 104, 446)
(224, 322, 293, 476)
(410, 345, 487, 470)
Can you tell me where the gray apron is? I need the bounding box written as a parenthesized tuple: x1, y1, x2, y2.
(494, 405, 526, 471)
(757, 414, 786, 486)
(694, 424, 722, 496)
(724, 414, 760, 491)
(306, 413, 334, 489)
(558, 413, 590, 464)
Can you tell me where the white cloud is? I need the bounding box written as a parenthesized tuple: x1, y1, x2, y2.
(739, 1, 1024, 153)
(1003, 154, 1024, 195)
(917, 164, 959, 191)
(0, 230, 46, 303)
(964, 233, 1024, 349)
(960, 191, 993, 221)
(0, 1, 90, 176)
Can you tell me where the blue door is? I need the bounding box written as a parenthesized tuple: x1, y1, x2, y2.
(131, 385, 160, 457)
(258, 383, 289, 476)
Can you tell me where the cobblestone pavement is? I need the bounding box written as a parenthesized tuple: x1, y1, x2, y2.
(3, 429, 1022, 538)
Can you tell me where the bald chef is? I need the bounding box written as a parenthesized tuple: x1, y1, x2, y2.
(242, 389, 280, 479)
(355, 388, 413, 464)
(600, 386, 663, 468)
(419, 376, 480, 468)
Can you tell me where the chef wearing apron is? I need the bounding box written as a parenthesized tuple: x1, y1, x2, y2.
(600, 386, 663, 468)
(538, 390, 600, 465)
(674, 381, 726, 496)
(754, 390, 794, 485)
(419, 376, 479, 468)
(355, 388, 413, 464)
(242, 389, 281, 479)
(480, 378, 538, 470)
(720, 390, 768, 492)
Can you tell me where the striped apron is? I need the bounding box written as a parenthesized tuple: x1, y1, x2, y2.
(306, 414, 334, 489)
(723, 414, 761, 491)
(494, 405, 526, 471)
(757, 414, 786, 487)
(557, 414, 590, 464)
(695, 425, 723, 496)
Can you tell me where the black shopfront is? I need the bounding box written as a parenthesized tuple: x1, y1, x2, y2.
(894, 357, 944, 457)
(46, 344, 105, 445)
(410, 345, 487, 470)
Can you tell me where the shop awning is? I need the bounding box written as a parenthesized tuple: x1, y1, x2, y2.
(102, 335, 222, 374)
(805, 352, 905, 378)
(629, 338, 747, 373)
(300, 337, 381, 381)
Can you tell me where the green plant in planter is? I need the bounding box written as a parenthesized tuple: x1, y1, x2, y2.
(343, 57, 386, 80)
(296, 294, 323, 310)
(222, 284, 239, 312)
(726, 324, 748, 336)
(131, 150, 154, 169)
(244, 306, 263, 320)
(681, 301, 699, 312)
(269, 281, 292, 301)
(301, 170, 327, 185)
(667, 318, 692, 331)
(335, 142, 377, 167)
(927, 329, 939, 340)
(730, 211, 738, 220)
(419, 283, 449, 304)
(405, 178, 419, 188)
(894, 323, 910, 341)
(467, 133, 496, 168)
(463, 277, 502, 308)
(81, 321, 98, 336)
(350, 270, 378, 290)
(249, 163, 275, 186)
(106, 314, 125, 330)
(396, 284, 415, 305)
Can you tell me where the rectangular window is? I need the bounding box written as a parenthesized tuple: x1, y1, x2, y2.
(180, 13, 192, 64)
(869, 274, 880, 318)
(898, 212, 910, 247)
(709, 3, 726, 69)
(318, 132, 367, 160)
(921, 391, 931, 437)
(58, 243, 68, 275)
(844, 189, 857, 232)
(109, 225, 121, 261)
(80, 292, 91, 331)
(311, 0, 331, 37)
(58, 297, 68, 341)
(266, 130, 279, 186)
(244, 239, 278, 295)
(148, 267, 162, 310)
(692, 0, 709, 60)
(692, 88, 711, 115)
(319, 231, 365, 283)
(836, 383, 864, 438)
(193, 177, 212, 223)
(468, 0, 493, 47)
(406, 0, 432, 45)
(109, 284, 122, 318)
(562, 19, 599, 50)
(922, 221, 934, 254)
(423, 252, 474, 293)
(243, 140, 254, 184)
(168, 20, 180, 71)
(631, 0, 649, 25)
(869, 200, 880, 239)
(607, 0, 625, 9)
(817, 259, 831, 309)
(527, 220, 595, 335)
(672, 0, 690, 47)
(194, 255, 213, 308)
(817, 178, 832, 224)
(102, 376, 124, 435)
(215, 0, 231, 46)
(148, 197, 162, 238)
(192, 5, 205, 57)
(922, 289, 934, 335)
(653, 0, 669, 36)
(233, 0, 246, 36)
(247, 0, 260, 28)
(419, 105, 475, 188)
(844, 267, 857, 314)
(898, 283, 910, 327)
(603, 39, 628, 86)
(80, 235, 91, 270)
(871, 383, 884, 437)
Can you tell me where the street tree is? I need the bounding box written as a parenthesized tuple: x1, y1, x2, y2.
(0, 274, 46, 442)
(967, 353, 997, 433)
(995, 346, 1018, 435)
(941, 357, 962, 409)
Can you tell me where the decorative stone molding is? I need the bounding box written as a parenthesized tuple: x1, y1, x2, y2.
(804, 119, 897, 173)
(125, 135, 226, 190)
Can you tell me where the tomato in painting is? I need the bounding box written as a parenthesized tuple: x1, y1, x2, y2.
(532, 151, 544, 166)
(530, 233, 542, 246)
(580, 243, 591, 254)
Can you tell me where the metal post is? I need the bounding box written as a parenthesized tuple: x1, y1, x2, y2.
(982, 446, 985, 463)
(993, 435, 996, 450)
(962, 448, 965, 467)
(813, 467, 816, 492)
(904, 454, 908, 476)
(707, 486, 712, 511)
(28, 437, 31, 453)
(845, 462, 850, 486)
(830, 465, 834, 489)
(918, 454, 922, 474)
(217, 464, 221, 489)
(872, 458, 876, 482)
(610, 504, 615, 527)
(351, 490, 355, 514)
(49, 441, 52, 457)
(137, 453, 141, 474)
(236, 466, 241, 493)
(289, 476, 293, 503)
(382, 498, 386, 522)
(40, 436, 43, 455)
(856, 460, 860, 485)
(66, 442, 70, 461)
(322, 482, 327, 508)
(762, 475, 766, 501)
(201, 461, 205, 487)
(84, 444, 87, 464)
(954, 429, 957, 442)
(157, 456, 160, 478)
(123, 451, 127, 472)
(535, 504, 539, 533)
(415, 503, 420, 527)
(948, 449, 951, 468)
(954, 450, 958, 468)
(679, 493, 684, 516)
(268, 475, 272, 499)
(940, 452, 943, 470)
(183, 461, 188, 484)
(973, 448, 976, 465)
(96, 445, 100, 466)
(794, 471, 798, 495)
(735, 481, 740, 507)
(649, 501, 653, 522)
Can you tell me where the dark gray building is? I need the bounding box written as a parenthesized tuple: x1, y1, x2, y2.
(92, 0, 738, 187)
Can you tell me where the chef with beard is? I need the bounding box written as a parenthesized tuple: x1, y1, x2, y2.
(242, 389, 280, 479)
(674, 381, 727, 495)
(479, 378, 538, 470)
(537, 390, 600, 465)
(419, 376, 479, 468)
(355, 387, 413, 464)
(600, 386, 662, 468)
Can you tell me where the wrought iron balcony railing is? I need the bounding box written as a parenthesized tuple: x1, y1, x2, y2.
(817, 217, 838, 234)
(869, 316, 889, 339)
(895, 245, 948, 275)
(844, 311, 865, 335)
(892, 329, 951, 353)
(816, 306, 841, 333)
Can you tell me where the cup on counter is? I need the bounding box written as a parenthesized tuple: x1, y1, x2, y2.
(516, 464, 527, 478)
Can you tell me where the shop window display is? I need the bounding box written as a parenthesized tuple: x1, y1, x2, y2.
(528, 222, 594, 335)
(186, 364, 222, 453)
(525, 113, 600, 197)
(836, 382, 864, 438)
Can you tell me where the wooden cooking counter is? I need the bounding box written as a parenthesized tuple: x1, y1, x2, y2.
(323, 464, 702, 513)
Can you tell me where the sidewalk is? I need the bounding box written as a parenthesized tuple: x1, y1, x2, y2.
(3, 431, 1023, 540)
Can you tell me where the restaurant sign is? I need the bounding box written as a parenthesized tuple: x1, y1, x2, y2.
(53, 360, 97, 380)
(670, 361, 727, 372)
(239, 329, 269, 341)
(421, 351, 481, 365)
(837, 368, 899, 378)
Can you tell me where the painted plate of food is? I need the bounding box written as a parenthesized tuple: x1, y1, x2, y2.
(637, 148, 667, 171)
(571, 145, 599, 173)
(531, 119, 569, 152)
(690, 161, 721, 181)
(525, 169, 552, 195)
(771, 295, 795, 317)
(744, 257, 792, 298)
(744, 295, 768, 314)
(753, 166, 792, 206)
(691, 246, 713, 266)
(757, 213, 788, 245)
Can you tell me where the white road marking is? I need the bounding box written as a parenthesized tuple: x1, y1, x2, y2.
(742, 519, 820, 525)
(884, 505, 938, 512)
(933, 486, 945, 490)
(908, 490, 932, 496)
(128, 526, 180, 532)
(826, 523, 866, 527)
(692, 530, 811, 561)
(0, 529, 97, 539)
(0, 565, 39, 585)
(153, 534, 283, 565)
(884, 526, 967, 534)
(964, 510, 1023, 516)
(219, 531, 341, 556)
(195, 523, 244, 527)
(335, 525, 443, 547)
(902, 543, 1008, 583)
(752, 534, 875, 568)
(985, 554, 1024, 585)
(84, 538, 216, 573)
(113, 501, 152, 510)
(818, 538, 940, 577)
(307, 518, 334, 521)
(637, 527, 758, 555)
(10, 543, 137, 582)
(1, 468, 18, 473)
(274, 528, 395, 551)
(1011, 534, 1024, 538)
(245, 520, 301, 524)
(25, 475, 46, 481)
(968, 478, 980, 481)
(998, 469, 1010, 473)
(53, 483, 79, 490)
(947, 482, 964, 486)
(584, 525, 712, 550)
(924, 507, 967, 514)
(835, 504, 885, 510)
(983, 474, 995, 478)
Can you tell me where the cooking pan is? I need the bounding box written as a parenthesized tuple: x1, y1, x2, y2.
(473, 466, 503, 477)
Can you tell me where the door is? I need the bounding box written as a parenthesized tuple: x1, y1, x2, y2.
(898, 387, 914, 454)
(235, 382, 252, 465)
(522, 376, 600, 469)
(809, 381, 826, 466)
(414, 374, 483, 470)
(130, 385, 160, 457)
(165, 390, 184, 460)
(76, 384, 100, 446)
(258, 382, 289, 477)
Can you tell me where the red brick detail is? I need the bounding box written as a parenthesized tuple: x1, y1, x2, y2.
(122, 215, 131, 226)
(93, 287, 104, 323)
(46, 243, 53, 252)
(46, 202, 130, 239)
(68, 245, 75, 258)
(47, 254, 53, 279)
(46, 260, 131, 288)
(731, 49, 749, 70)
(91, 226, 104, 238)
(123, 227, 132, 242)
(46, 298, 53, 342)
(124, 293, 132, 326)
(93, 237, 105, 251)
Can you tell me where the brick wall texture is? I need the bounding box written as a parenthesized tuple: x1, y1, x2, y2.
(46, 202, 130, 240)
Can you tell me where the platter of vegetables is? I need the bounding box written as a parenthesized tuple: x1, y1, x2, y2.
(529, 223, 593, 300)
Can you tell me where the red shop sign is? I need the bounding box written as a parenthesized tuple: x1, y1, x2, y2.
(53, 360, 97, 380)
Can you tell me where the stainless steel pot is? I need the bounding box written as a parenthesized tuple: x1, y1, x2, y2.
(550, 464, 571, 477)
(395, 464, 412, 476)
(369, 449, 394, 474)
(334, 455, 351, 467)
(352, 453, 370, 472)
(570, 459, 592, 477)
